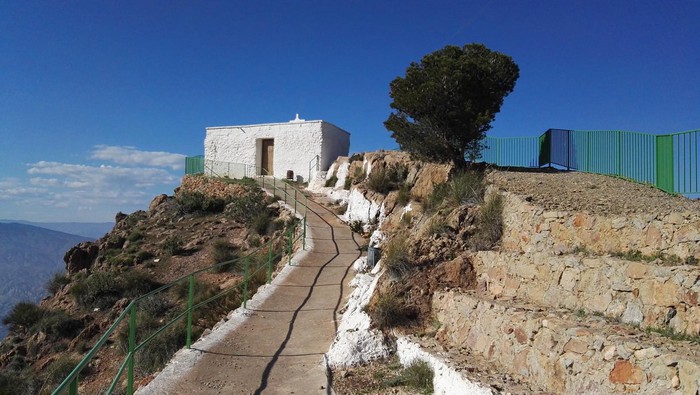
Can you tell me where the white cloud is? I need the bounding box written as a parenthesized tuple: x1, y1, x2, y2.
(0, 145, 186, 221)
(91, 145, 186, 170)
(29, 177, 59, 186)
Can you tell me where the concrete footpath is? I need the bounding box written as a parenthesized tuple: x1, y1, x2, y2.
(138, 190, 361, 395)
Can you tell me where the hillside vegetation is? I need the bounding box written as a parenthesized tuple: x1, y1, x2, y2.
(326, 151, 700, 394)
(0, 175, 297, 394)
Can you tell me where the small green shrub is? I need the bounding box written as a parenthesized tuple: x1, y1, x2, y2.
(335, 203, 348, 215)
(350, 220, 365, 234)
(349, 153, 364, 163)
(227, 189, 267, 224)
(162, 235, 182, 255)
(472, 194, 504, 250)
(447, 170, 484, 206)
(396, 184, 411, 206)
(46, 272, 70, 295)
(367, 164, 408, 194)
(251, 210, 273, 235)
(325, 175, 338, 187)
(2, 302, 44, 331)
(344, 177, 352, 190)
(211, 240, 242, 272)
(176, 191, 226, 214)
(425, 216, 447, 236)
(135, 250, 155, 263)
(611, 250, 684, 266)
(45, 355, 80, 389)
(135, 323, 190, 374)
(366, 168, 390, 193)
(353, 167, 366, 183)
(37, 310, 82, 339)
(248, 234, 261, 247)
(70, 272, 120, 309)
(120, 270, 161, 298)
(384, 361, 434, 394)
(370, 292, 406, 329)
(382, 235, 410, 278)
(127, 229, 146, 242)
(424, 183, 448, 213)
(71, 270, 159, 309)
(141, 295, 173, 317)
(0, 371, 36, 395)
(106, 253, 135, 267)
(646, 326, 700, 344)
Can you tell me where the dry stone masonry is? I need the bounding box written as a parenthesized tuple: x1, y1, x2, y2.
(433, 291, 700, 394)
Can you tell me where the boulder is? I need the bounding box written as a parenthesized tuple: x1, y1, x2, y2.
(64, 242, 99, 274)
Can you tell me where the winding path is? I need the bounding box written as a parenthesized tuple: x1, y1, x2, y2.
(138, 188, 360, 394)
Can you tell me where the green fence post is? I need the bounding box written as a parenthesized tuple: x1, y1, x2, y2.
(243, 256, 249, 308)
(656, 134, 675, 193)
(186, 274, 195, 349)
(267, 242, 273, 284)
(287, 226, 293, 265)
(302, 216, 307, 250)
(69, 377, 78, 395)
(127, 303, 136, 395)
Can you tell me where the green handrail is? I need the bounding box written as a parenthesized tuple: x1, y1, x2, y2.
(53, 171, 310, 395)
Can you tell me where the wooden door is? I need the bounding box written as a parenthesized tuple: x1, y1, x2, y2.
(261, 139, 274, 175)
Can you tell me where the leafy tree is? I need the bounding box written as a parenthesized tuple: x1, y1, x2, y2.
(384, 43, 519, 168)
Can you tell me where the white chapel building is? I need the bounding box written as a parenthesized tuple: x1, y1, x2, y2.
(204, 115, 350, 183)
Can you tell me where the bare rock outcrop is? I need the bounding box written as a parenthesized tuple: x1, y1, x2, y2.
(64, 242, 99, 274)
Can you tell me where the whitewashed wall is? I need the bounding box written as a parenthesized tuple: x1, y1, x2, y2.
(321, 122, 351, 171)
(204, 120, 349, 182)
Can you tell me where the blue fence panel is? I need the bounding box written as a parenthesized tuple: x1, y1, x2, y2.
(673, 130, 700, 194)
(481, 136, 540, 167)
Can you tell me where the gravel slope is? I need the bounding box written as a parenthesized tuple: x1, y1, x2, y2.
(488, 170, 700, 216)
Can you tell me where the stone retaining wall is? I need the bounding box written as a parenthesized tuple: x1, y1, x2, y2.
(474, 251, 700, 335)
(433, 291, 700, 394)
(500, 191, 700, 260)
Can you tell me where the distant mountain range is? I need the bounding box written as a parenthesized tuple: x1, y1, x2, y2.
(0, 223, 92, 339)
(0, 220, 113, 240)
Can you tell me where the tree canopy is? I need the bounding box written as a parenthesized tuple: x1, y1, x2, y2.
(384, 43, 519, 168)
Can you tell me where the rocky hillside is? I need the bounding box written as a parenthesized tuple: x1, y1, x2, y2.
(314, 151, 700, 394)
(0, 175, 296, 394)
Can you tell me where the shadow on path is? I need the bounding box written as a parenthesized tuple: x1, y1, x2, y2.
(253, 194, 360, 395)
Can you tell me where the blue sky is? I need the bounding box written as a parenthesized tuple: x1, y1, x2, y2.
(1, 1, 698, 222)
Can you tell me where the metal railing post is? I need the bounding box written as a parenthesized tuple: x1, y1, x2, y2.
(287, 226, 293, 265)
(267, 242, 273, 284)
(302, 216, 307, 250)
(127, 303, 136, 395)
(294, 189, 297, 213)
(243, 256, 249, 308)
(186, 274, 195, 349)
(69, 377, 78, 395)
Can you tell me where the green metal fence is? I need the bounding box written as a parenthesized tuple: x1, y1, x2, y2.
(53, 172, 309, 395)
(482, 129, 700, 194)
(185, 155, 204, 175)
